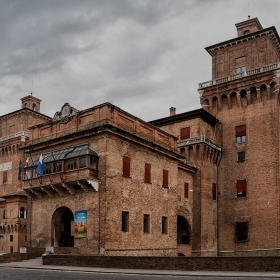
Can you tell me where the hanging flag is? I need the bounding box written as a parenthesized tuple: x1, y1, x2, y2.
(37, 154, 45, 176)
(26, 153, 30, 167)
(18, 160, 24, 182)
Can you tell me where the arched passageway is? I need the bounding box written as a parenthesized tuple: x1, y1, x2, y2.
(52, 207, 74, 247)
(177, 215, 191, 245)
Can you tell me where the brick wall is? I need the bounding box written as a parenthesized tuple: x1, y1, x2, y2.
(43, 254, 280, 272)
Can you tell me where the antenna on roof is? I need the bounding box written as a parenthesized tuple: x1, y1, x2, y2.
(248, 3, 250, 19)
(31, 81, 33, 95)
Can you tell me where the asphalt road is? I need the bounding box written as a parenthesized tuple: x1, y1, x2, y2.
(0, 267, 279, 280)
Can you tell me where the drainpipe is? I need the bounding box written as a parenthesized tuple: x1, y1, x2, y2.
(216, 121, 223, 256)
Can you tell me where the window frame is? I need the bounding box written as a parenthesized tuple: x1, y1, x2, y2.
(162, 216, 168, 234)
(66, 159, 77, 171)
(236, 66, 246, 74)
(79, 157, 87, 169)
(143, 214, 150, 233)
(162, 169, 168, 188)
(3, 171, 7, 185)
(121, 211, 129, 232)
(212, 183, 217, 201)
(184, 183, 189, 198)
(180, 127, 190, 140)
(237, 151, 245, 162)
(144, 163, 151, 183)
(236, 125, 246, 143)
(122, 156, 131, 177)
(236, 221, 248, 242)
(236, 179, 247, 198)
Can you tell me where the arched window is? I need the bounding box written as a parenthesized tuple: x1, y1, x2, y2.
(244, 30, 250, 35)
(32, 104, 36, 111)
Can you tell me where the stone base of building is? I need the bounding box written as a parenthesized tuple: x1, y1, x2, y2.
(43, 254, 280, 272)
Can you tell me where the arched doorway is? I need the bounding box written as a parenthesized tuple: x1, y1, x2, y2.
(177, 215, 191, 245)
(52, 207, 74, 247)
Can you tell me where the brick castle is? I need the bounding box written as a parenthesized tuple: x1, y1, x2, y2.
(0, 17, 279, 257)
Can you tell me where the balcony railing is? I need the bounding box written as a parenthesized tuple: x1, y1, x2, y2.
(198, 62, 280, 89)
(0, 131, 29, 143)
(178, 135, 221, 152)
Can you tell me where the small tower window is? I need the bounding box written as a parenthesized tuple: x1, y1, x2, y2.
(244, 30, 250, 35)
(24, 103, 27, 108)
(32, 104, 36, 111)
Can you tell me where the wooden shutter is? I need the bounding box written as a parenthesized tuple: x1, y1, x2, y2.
(236, 180, 246, 193)
(180, 127, 190, 139)
(123, 156, 130, 177)
(145, 163, 151, 183)
(236, 125, 246, 137)
(184, 183, 189, 198)
(236, 222, 248, 241)
(212, 183, 217, 200)
(163, 170, 168, 188)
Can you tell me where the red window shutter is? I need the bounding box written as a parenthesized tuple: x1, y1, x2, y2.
(236, 125, 246, 137)
(184, 183, 189, 198)
(180, 127, 190, 139)
(3, 172, 7, 182)
(145, 163, 151, 183)
(123, 156, 130, 177)
(236, 180, 246, 193)
(212, 183, 217, 200)
(163, 170, 168, 188)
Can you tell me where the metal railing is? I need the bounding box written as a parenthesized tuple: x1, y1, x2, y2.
(198, 62, 280, 89)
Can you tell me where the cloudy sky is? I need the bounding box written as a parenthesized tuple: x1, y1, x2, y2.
(1, 0, 280, 121)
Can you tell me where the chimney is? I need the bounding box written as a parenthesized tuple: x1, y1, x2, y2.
(170, 107, 176, 116)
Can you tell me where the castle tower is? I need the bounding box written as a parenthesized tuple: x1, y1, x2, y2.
(199, 18, 280, 255)
(20, 94, 41, 112)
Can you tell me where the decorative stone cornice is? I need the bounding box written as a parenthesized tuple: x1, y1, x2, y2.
(53, 103, 79, 124)
(205, 27, 280, 55)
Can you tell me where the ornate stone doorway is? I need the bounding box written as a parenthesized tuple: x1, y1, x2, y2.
(52, 207, 74, 247)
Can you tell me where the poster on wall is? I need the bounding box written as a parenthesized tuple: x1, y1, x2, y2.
(74, 210, 87, 238)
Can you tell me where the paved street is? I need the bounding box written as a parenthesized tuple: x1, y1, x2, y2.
(0, 267, 280, 280)
(1, 258, 280, 279)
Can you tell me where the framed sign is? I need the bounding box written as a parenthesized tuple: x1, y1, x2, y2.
(74, 210, 87, 238)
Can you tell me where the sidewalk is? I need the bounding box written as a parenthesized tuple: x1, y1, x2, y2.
(1, 257, 280, 278)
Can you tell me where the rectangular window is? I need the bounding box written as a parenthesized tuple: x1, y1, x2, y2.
(236, 180, 246, 197)
(121, 211, 129, 232)
(212, 183, 217, 201)
(180, 127, 190, 139)
(144, 163, 151, 183)
(236, 66, 246, 74)
(162, 170, 168, 188)
(238, 151, 245, 162)
(184, 183, 189, 198)
(32, 168, 37, 178)
(89, 157, 98, 169)
(43, 164, 51, 175)
(25, 169, 32, 179)
(162, 216, 167, 234)
(143, 214, 150, 233)
(3, 209, 5, 219)
(53, 162, 62, 173)
(236, 222, 248, 242)
(236, 125, 246, 143)
(10, 235, 13, 242)
(123, 156, 130, 177)
(79, 157, 87, 168)
(3, 171, 7, 184)
(66, 159, 77, 171)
